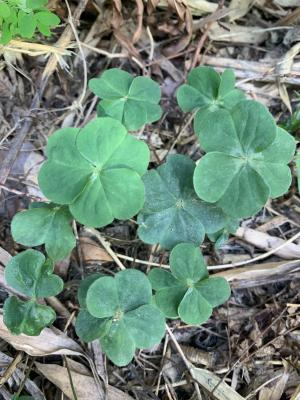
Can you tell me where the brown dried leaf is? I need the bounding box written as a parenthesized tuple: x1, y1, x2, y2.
(259, 364, 290, 400)
(0, 316, 83, 357)
(132, 0, 144, 43)
(181, 345, 213, 367)
(208, 22, 268, 44)
(276, 42, 300, 75)
(190, 367, 245, 399)
(157, 0, 217, 15)
(278, 82, 292, 113)
(35, 362, 134, 400)
(229, 0, 255, 21)
(79, 237, 113, 263)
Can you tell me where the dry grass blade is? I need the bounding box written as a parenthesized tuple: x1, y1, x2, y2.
(202, 55, 300, 85)
(0, 352, 23, 386)
(190, 367, 245, 400)
(0, 40, 71, 58)
(290, 384, 300, 400)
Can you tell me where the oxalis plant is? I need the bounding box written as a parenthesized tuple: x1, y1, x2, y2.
(0, 0, 60, 44)
(4, 67, 296, 366)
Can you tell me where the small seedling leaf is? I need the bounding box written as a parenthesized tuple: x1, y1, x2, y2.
(34, 10, 59, 25)
(89, 69, 162, 131)
(26, 0, 48, 9)
(18, 11, 37, 38)
(177, 66, 245, 134)
(149, 243, 231, 324)
(0, 3, 11, 18)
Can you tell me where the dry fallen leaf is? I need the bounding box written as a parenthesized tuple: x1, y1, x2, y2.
(79, 236, 113, 263)
(208, 22, 268, 44)
(259, 364, 290, 400)
(0, 316, 83, 357)
(35, 362, 134, 400)
(291, 384, 300, 400)
(190, 366, 245, 400)
(229, 0, 255, 21)
(157, 0, 217, 15)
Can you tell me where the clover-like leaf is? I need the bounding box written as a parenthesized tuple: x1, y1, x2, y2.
(177, 67, 245, 134)
(79, 269, 165, 366)
(137, 154, 227, 249)
(18, 10, 37, 38)
(149, 243, 231, 325)
(89, 69, 162, 131)
(38, 117, 149, 228)
(193, 101, 296, 218)
(0, 3, 11, 18)
(75, 274, 107, 343)
(5, 249, 64, 298)
(11, 202, 76, 261)
(3, 296, 56, 336)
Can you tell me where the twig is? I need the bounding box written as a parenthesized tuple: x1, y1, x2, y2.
(79, 42, 127, 58)
(64, 356, 79, 400)
(65, 0, 87, 110)
(84, 228, 126, 270)
(166, 325, 202, 399)
(0, 352, 23, 386)
(163, 111, 197, 161)
(114, 230, 300, 271)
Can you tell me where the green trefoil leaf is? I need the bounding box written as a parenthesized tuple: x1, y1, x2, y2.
(193, 101, 296, 218)
(38, 117, 150, 228)
(89, 69, 162, 131)
(177, 67, 245, 134)
(76, 269, 166, 366)
(137, 154, 228, 249)
(149, 243, 231, 325)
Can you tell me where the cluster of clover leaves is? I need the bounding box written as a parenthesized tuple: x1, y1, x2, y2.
(4, 67, 296, 367)
(0, 0, 60, 44)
